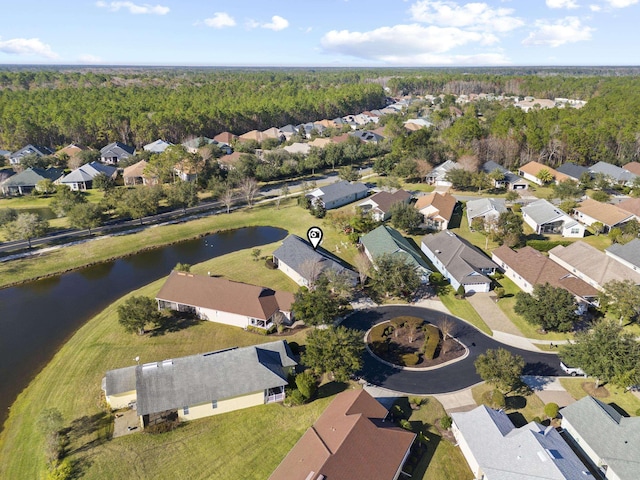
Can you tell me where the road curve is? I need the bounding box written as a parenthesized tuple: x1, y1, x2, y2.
(343, 305, 565, 395)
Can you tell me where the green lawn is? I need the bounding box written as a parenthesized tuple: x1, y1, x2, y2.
(472, 383, 546, 426)
(439, 290, 493, 336)
(394, 397, 473, 480)
(559, 378, 640, 417)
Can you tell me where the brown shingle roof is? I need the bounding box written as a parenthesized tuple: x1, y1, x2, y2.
(623, 161, 640, 176)
(330, 133, 351, 144)
(617, 197, 640, 218)
(575, 198, 634, 227)
(55, 143, 89, 158)
(415, 192, 457, 222)
(156, 271, 294, 321)
(218, 151, 243, 167)
(518, 161, 565, 180)
(213, 132, 237, 144)
(269, 389, 415, 480)
(364, 189, 411, 214)
(239, 130, 263, 142)
(492, 245, 598, 298)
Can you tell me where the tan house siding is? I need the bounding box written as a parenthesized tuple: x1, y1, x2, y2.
(178, 390, 266, 421)
(106, 390, 137, 410)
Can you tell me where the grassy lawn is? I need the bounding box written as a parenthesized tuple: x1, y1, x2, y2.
(439, 290, 492, 336)
(0, 247, 314, 479)
(0, 200, 360, 288)
(393, 397, 473, 480)
(559, 378, 640, 417)
(472, 383, 546, 427)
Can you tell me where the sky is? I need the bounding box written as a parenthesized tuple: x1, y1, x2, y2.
(0, 0, 638, 67)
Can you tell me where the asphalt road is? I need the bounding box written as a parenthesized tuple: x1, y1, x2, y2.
(343, 305, 564, 395)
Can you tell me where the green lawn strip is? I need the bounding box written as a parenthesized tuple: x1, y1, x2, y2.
(438, 291, 492, 336)
(396, 397, 473, 480)
(471, 383, 546, 425)
(0, 248, 311, 479)
(559, 378, 640, 417)
(0, 201, 359, 288)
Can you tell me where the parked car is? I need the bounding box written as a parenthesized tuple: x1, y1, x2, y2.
(560, 361, 586, 377)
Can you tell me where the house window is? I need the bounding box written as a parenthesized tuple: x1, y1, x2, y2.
(212, 400, 217, 409)
(183, 406, 189, 415)
(571, 228, 579, 234)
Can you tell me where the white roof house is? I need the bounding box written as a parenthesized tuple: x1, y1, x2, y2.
(466, 197, 507, 228)
(522, 199, 585, 238)
(59, 161, 118, 191)
(425, 160, 461, 186)
(452, 405, 592, 480)
(143, 139, 173, 153)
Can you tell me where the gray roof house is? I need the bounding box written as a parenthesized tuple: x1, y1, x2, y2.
(605, 238, 640, 272)
(272, 234, 358, 288)
(425, 160, 461, 186)
(100, 141, 135, 165)
(452, 405, 591, 480)
(8, 144, 54, 165)
(60, 161, 118, 190)
(143, 139, 173, 153)
(522, 199, 585, 237)
(481, 161, 529, 190)
(0, 167, 64, 196)
(278, 124, 299, 140)
(589, 161, 637, 186)
(466, 197, 507, 227)
(103, 340, 297, 428)
(556, 162, 589, 182)
(349, 130, 384, 144)
(560, 396, 640, 480)
(421, 230, 498, 293)
(307, 180, 369, 210)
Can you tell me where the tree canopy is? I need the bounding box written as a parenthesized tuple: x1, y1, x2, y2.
(117, 295, 162, 335)
(474, 348, 525, 393)
(514, 283, 578, 332)
(302, 326, 364, 382)
(370, 253, 421, 299)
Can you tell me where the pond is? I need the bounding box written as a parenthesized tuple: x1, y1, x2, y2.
(0, 226, 287, 429)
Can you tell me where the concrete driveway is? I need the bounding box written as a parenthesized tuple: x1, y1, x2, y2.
(522, 376, 576, 407)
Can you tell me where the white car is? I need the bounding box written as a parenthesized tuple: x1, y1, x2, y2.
(560, 361, 586, 377)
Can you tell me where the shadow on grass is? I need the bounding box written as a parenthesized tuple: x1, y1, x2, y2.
(411, 431, 441, 479)
(150, 312, 202, 336)
(316, 381, 349, 399)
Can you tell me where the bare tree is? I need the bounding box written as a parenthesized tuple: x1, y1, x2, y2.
(406, 318, 423, 343)
(354, 253, 372, 286)
(299, 259, 324, 289)
(220, 188, 235, 214)
(439, 316, 456, 340)
(239, 177, 259, 207)
(457, 154, 479, 173)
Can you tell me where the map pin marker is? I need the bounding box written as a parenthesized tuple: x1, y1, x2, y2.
(307, 226, 323, 250)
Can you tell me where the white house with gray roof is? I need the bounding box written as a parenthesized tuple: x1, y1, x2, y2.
(589, 161, 637, 186)
(522, 199, 585, 237)
(481, 161, 529, 190)
(560, 396, 640, 480)
(143, 139, 173, 154)
(60, 161, 117, 191)
(421, 230, 498, 293)
(425, 160, 461, 186)
(606, 238, 640, 273)
(306, 180, 368, 210)
(452, 405, 592, 480)
(272, 234, 357, 288)
(102, 340, 296, 429)
(466, 197, 507, 228)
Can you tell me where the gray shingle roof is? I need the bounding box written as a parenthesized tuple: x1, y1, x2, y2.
(522, 199, 569, 226)
(9, 144, 54, 161)
(421, 231, 497, 286)
(560, 396, 640, 480)
(361, 225, 431, 274)
(452, 405, 590, 480)
(589, 161, 637, 183)
(606, 238, 640, 269)
(272, 235, 357, 285)
(0, 167, 64, 187)
(482, 160, 527, 186)
(466, 197, 507, 225)
(556, 162, 588, 180)
(311, 180, 368, 206)
(100, 141, 135, 158)
(107, 341, 296, 416)
(60, 161, 117, 184)
(426, 160, 460, 181)
(143, 139, 172, 153)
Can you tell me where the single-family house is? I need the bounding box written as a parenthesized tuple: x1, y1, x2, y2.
(349, 130, 384, 144)
(8, 144, 54, 165)
(574, 199, 634, 233)
(298, 122, 326, 138)
(55, 144, 90, 162)
(182, 136, 215, 153)
(143, 139, 172, 154)
(60, 161, 118, 190)
(272, 235, 358, 288)
(173, 158, 204, 182)
(622, 161, 640, 176)
(481, 161, 529, 190)
(548, 241, 640, 290)
(605, 238, 640, 272)
(556, 162, 589, 183)
(466, 197, 507, 228)
(103, 340, 296, 429)
(560, 396, 640, 480)
(238, 130, 264, 143)
(518, 161, 569, 185)
(269, 389, 415, 480)
(156, 271, 294, 330)
(522, 199, 585, 237)
(421, 231, 498, 293)
(282, 143, 311, 156)
(100, 142, 135, 165)
(615, 197, 640, 221)
(0, 148, 11, 157)
(514, 97, 557, 112)
(0, 167, 64, 196)
(213, 132, 237, 144)
(307, 180, 369, 210)
(261, 127, 285, 142)
(357, 189, 412, 222)
(492, 245, 599, 312)
(278, 124, 298, 140)
(330, 133, 352, 144)
(414, 192, 457, 231)
(403, 118, 433, 129)
(308, 137, 332, 149)
(217, 151, 243, 170)
(425, 160, 461, 186)
(361, 225, 432, 282)
(589, 161, 637, 186)
(452, 405, 590, 480)
(122, 160, 158, 186)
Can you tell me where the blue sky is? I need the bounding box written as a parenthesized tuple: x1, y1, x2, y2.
(0, 0, 638, 66)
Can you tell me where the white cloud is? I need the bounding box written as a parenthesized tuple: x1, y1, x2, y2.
(546, 0, 579, 8)
(78, 54, 103, 64)
(589, 4, 602, 10)
(0, 37, 58, 59)
(321, 23, 502, 65)
(523, 17, 593, 47)
(95, 1, 169, 15)
(602, 0, 638, 7)
(204, 12, 236, 28)
(262, 15, 289, 31)
(409, 0, 524, 33)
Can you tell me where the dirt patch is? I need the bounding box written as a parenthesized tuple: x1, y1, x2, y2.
(582, 382, 610, 398)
